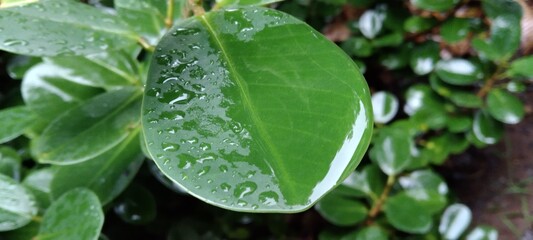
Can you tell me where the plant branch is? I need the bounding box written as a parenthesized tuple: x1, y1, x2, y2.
(476, 65, 507, 98)
(188, 0, 205, 16)
(165, 0, 174, 29)
(368, 175, 396, 218)
(138, 37, 155, 52)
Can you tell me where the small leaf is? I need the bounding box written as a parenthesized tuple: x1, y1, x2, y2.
(215, 0, 285, 8)
(370, 127, 413, 176)
(0, 147, 21, 181)
(411, 0, 459, 12)
(0, 106, 36, 144)
(398, 170, 448, 213)
(142, 7, 373, 212)
(34, 87, 142, 164)
(447, 115, 472, 133)
(410, 41, 440, 75)
(439, 203, 472, 240)
(486, 89, 524, 124)
(472, 14, 521, 62)
(371, 32, 403, 48)
(449, 91, 482, 108)
(0, 174, 38, 232)
(35, 189, 103, 240)
(6, 55, 41, 79)
(379, 47, 410, 70)
(372, 91, 399, 124)
(113, 184, 156, 225)
(51, 132, 144, 205)
(341, 37, 373, 57)
(342, 164, 385, 200)
(472, 110, 503, 145)
(404, 16, 436, 33)
(466, 226, 498, 240)
(22, 168, 55, 210)
(384, 192, 433, 234)
(359, 9, 385, 39)
(341, 226, 388, 240)
(404, 84, 446, 116)
(0, 0, 138, 57)
(315, 192, 368, 226)
(435, 59, 483, 86)
(507, 56, 533, 77)
(441, 18, 471, 43)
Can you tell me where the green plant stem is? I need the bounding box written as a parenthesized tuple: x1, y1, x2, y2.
(368, 175, 396, 218)
(32, 215, 43, 223)
(188, 0, 205, 16)
(138, 37, 155, 52)
(165, 0, 174, 29)
(476, 65, 506, 98)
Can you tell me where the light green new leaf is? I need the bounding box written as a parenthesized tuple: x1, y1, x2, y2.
(0, 147, 21, 181)
(487, 89, 524, 124)
(0, 0, 138, 57)
(384, 192, 433, 234)
(51, 132, 144, 205)
(507, 56, 533, 78)
(439, 203, 472, 240)
(35, 189, 103, 240)
(34, 87, 142, 164)
(0, 106, 36, 144)
(0, 174, 38, 232)
(142, 7, 373, 212)
(315, 192, 368, 226)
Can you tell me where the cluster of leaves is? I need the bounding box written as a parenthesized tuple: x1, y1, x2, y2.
(302, 0, 531, 239)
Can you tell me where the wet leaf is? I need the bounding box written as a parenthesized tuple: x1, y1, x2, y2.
(486, 89, 524, 124)
(6, 55, 41, 79)
(0, 174, 38, 231)
(441, 18, 471, 43)
(411, 0, 459, 12)
(142, 7, 373, 212)
(359, 9, 385, 39)
(35, 188, 103, 240)
(115, 0, 164, 45)
(435, 59, 483, 86)
(466, 226, 498, 240)
(372, 91, 398, 124)
(0, 106, 36, 144)
(34, 87, 142, 164)
(370, 127, 413, 176)
(216, 0, 284, 9)
(113, 184, 156, 225)
(507, 55, 533, 78)
(410, 41, 439, 75)
(472, 110, 503, 145)
(384, 191, 433, 234)
(439, 203, 472, 240)
(0, 0, 138, 57)
(0, 147, 21, 181)
(315, 192, 368, 226)
(51, 132, 144, 205)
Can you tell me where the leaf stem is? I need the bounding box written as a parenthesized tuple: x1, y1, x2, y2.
(188, 0, 205, 16)
(165, 0, 174, 29)
(32, 215, 43, 223)
(476, 65, 507, 98)
(138, 37, 155, 52)
(368, 174, 395, 218)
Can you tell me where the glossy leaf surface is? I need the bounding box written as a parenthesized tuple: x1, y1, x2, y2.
(0, 174, 38, 231)
(51, 132, 144, 204)
(507, 56, 533, 77)
(486, 89, 524, 124)
(370, 127, 413, 176)
(342, 164, 384, 200)
(0, 147, 21, 181)
(384, 191, 433, 234)
(0, 0, 138, 57)
(359, 9, 385, 39)
(23, 168, 55, 210)
(315, 192, 368, 226)
(216, 0, 284, 9)
(466, 226, 498, 240)
(372, 91, 398, 124)
(398, 170, 448, 213)
(472, 111, 503, 145)
(439, 203, 472, 240)
(435, 59, 483, 86)
(34, 87, 142, 164)
(35, 189, 103, 240)
(142, 7, 373, 212)
(0, 106, 36, 144)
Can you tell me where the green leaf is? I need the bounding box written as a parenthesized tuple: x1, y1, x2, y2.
(35, 188, 103, 240)
(507, 56, 533, 78)
(384, 192, 433, 234)
(372, 91, 398, 124)
(0, 221, 39, 240)
(34, 87, 142, 164)
(404, 84, 446, 116)
(51, 132, 144, 205)
(379, 47, 410, 70)
(472, 110, 503, 145)
(449, 91, 482, 108)
(115, 0, 164, 44)
(341, 37, 373, 57)
(370, 127, 413, 176)
(6, 55, 41, 79)
(371, 32, 403, 48)
(439, 203, 472, 240)
(410, 41, 439, 75)
(435, 59, 483, 86)
(410, 0, 459, 12)
(0, 174, 38, 231)
(22, 168, 55, 210)
(466, 226, 498, 240)
(472, 14, 521, 62)
(447, 115, 472, 133)
(215, 0, 285, 8)
(404, 16, 436, 33)
(315, 192, 368, 226)
(0, 147, 21, 181)
(0, 106, 36, 144)
(341, 226, 388, 240)
(113, 184, 156, 225)
(398, 170, 448, 213)
(21, 62, 102, 121)
(342, 164, 385, 200)
(0, 0, 38, 8)
(359, 9, 385, 39)
(486, 89, 524, 124)
(0, 0, 138, 57)
(440, 18, 470, 43)
(506, 81, 526, 93)
(142, 7, 373, 212)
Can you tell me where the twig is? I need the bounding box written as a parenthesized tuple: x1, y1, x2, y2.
(165, 0, 174, 29)
(368, 175, 396, 218)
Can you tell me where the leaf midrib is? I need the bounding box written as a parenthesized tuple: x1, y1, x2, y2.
(199, 15, 299, 198)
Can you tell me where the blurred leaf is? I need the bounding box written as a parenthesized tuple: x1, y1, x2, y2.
(399, 170, 448, 213)
(0, 147, 21, 181)
(404, 84, 445, 116)
(506, 81, 526, 93)
(0, 174, 37, 232)
(0, 221, 39, 240)
(439, 203, 472, 240)
(472, 110, 503, 144)
(315, 192, 368, 226)
(342, 37, 373, 57)
(34, 87, 142, 164)
(114, 184, 156, 225)
(380, 46, 411, 70)
(449, 91, 482, 108)
(341, 225, 388, 240)
(22, 168, 55, 211)
(0, 0, 138, 57)
(371, 32, 403, 48)
(115, 0, 164, 45)
(410, 0, 459, 12)
(507, 55, 533, 78)
(35, 188, 103, 240)
(465, 226, 498, 240)
(385, 191, 433, 234)
(404, 16, 436, 33)
(435, 59, 483, 86)
(359, 9, 386, 39)
(0, 106, 36, 144)
(372, 91, 399, 124)
(370, 127, 413, 176)
(447, 115, 472, 133)
(486, 89, 524, 124)
(410, 41, 439, 75)
(6, 55, 41, 79)
(441, 18, 471, 43)
(342, 164, 385, 200)
(216, 0, 285, 8)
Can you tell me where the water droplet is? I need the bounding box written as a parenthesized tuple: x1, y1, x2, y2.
(177, 154, 194, 169)
(259, 191, 279, 206)
(230, 122, 243, 133)
(163, 158, 170, 165)
(187, 137, 199, 144)
(237, 200, 248, 207)
(219, 165, 228, 173)
(161, 142, 180, 152)
(159, 110, 185, 121)
(4, 39, 28, 47)
(251, 204, 259, 210)
(199, 142, 211, 151)
(220, 183, 231, 192)
(172, 27, 200, 36)
(156, 54, 173, 65)
(234, 181, 257, 198)
(197, 166, 210, 176)
(207, 179, 213, 184)
(159, 85, 196, 105)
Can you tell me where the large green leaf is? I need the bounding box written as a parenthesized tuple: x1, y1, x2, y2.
(315, 192, 368, 226)
(51, 131, 144, 204)
(142, 7, 373, 212)
(0, 106, 36, 144)
(0, 0, 138, 57)
(35, 188, 103, 240)
(486, 89, 524, 124)
(0, 147, 21, 181)
(34, 87, 142, 164)
(0, 174, 38, 232)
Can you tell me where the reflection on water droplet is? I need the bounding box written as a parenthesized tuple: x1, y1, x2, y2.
(160, 110, 185, 121)
(259, 191, 279, 206)
(156, 54, 173, 65)
(177, 154, 194, 169)
(4, 39, 28, 47)
(220, 183, 231, 192)
(197, 166, 210, 176)
(172, 27, 201, 36)
(161, 142, 180, 152)
(219, 165, 228, 173)
(237, 200, 248, 207)
(199, 142, 211, 151)
(234, 181, 257, 198)
(251, 204, 259, 210)
(159, 85, 196, 105)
